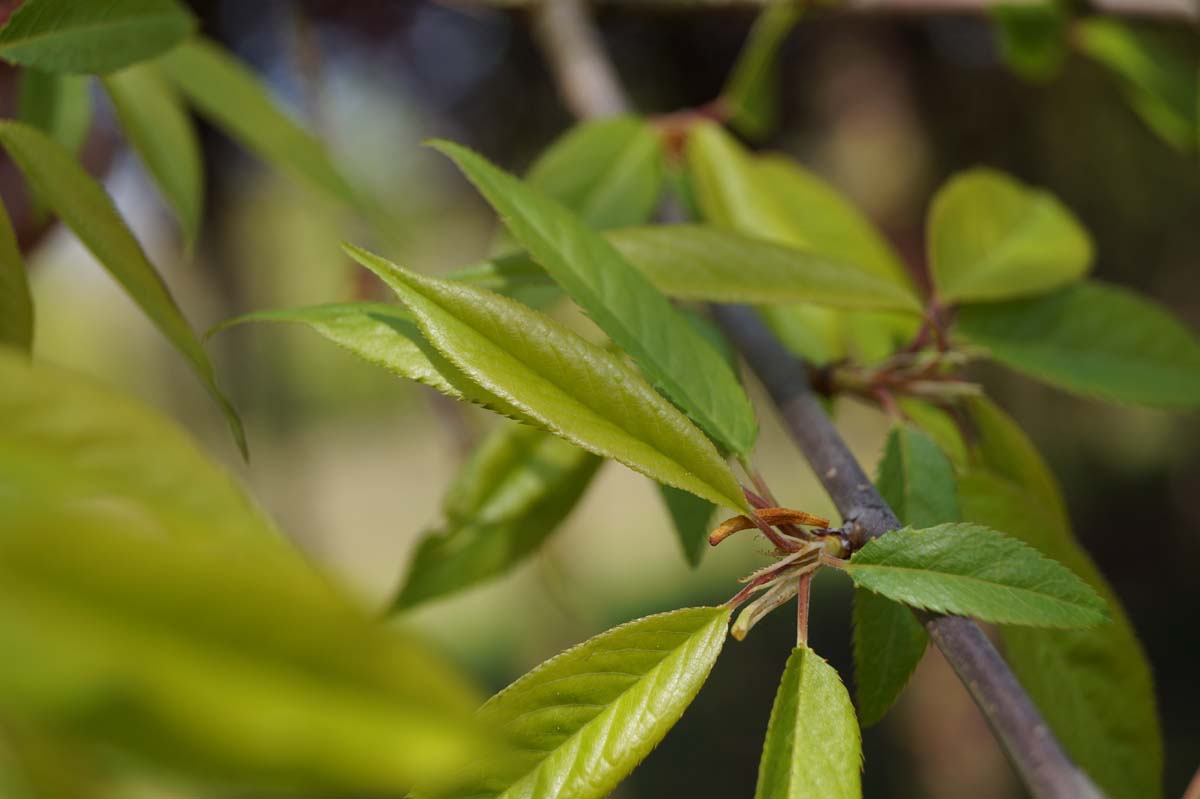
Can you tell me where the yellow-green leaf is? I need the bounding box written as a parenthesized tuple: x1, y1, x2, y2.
(0, 121, 243, 454)
(754, 646, 861, 799)
(0, 202, 32, 352)
(721, 5, 802, 139)
(103, 62, 203, 245)
(928, 168, 1092, 304)
(957, 280, 1200, 409)
(434, 140, 759, 456)
(17, 69, 91, 155)
(394, 421, 601, 610)
(347, 245, 750, 512)
(0, 0, 195, 74)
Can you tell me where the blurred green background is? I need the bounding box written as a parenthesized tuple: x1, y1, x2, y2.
(5, 2, 1198, 796)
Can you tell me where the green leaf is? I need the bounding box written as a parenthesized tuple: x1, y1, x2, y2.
(958, 400, 1161, 799)
(928, 168, 1092, 304)
(0, 202, 32, 352)
(658, 483, 714, 567)
(721, 5, 802, 139)
(0, 0, 195, 74)
(957, 280, 1200, 409)
(425, 606, 730, 799)
(0, 509, 485, 794)
(158, 38, 359, 210)
(346, 246, 750, 512)
(433, 140, 759, 455)
(17, 69, 91, 155)
(854, 424, 961, 726)
(0, 349, 270, 544)
(754, 646, 861, 799)
(687, 122, 913, 290)
(1076, 18, 1198, 152)
(991, 1, 1066, 82)
(845, 523, 1108, 628)
(103, 62, 203, 245)
(0, 120, 244, 455)
(527, 116, 665, 230)
(394, 422, 601, 610)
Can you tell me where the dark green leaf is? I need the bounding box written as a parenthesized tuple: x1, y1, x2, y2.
(1076, 18, 1198, 152)
(959, 399, 1162, 799)
(754, 646, 861, 799)
(991, 1, 1066, 82)
(423, 607, 730, 799)
(0, 121, 244, 454)
(846, 523, 1108, 628)
(434, 140, 759, 455)
(158, 38, 360, 210)
(876, 425, 960, 529)
(0, 0, 195, 74)
(721, 5, 802, 139)
(659, 483, 714, 567)
(394, 422, 601, 610)
(103, 62, 203, 245)
(346, 246, 750, 512)
(928, 168, 1092, 303)
(17, 69, 91, 155)
(0, 201, 32, 352)
(527, 116, 665, 230)
(957, 280, 1200, 409)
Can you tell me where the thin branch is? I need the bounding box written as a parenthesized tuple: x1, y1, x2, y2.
(530, 3, 1112, 797)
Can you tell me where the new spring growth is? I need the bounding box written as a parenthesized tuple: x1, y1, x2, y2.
(710, 506, 846, 640)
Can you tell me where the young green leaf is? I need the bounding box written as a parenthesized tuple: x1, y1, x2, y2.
(394, 422, 602, 610)
(346, 246, 751, 512)
(212, 303, 539, 428)
(433, 140, 759, 456)
(17, 69, 92, 155)
(0, 349, 270, 544)
(158, 39, 359, 210)
(1076, 18, 1198, 153)
(0, 510, 485, 794)
(425, 606, 730, 799)
(0, 121, 244, 454)
(853, 424, 960, 727)
(928, 168, 1092, 304)
(957, 280, 1200, 409)
(527, 116, 665, 230)
(0, 202, 32, 352)
(991, 1, 1066, 82)
(0, 0, 195, 74)
(687, 122, 913, 290)
(659, 483, 715, 567)
(721, 5, 802, 139)
(959, 401, 1161, 799)
(754, 647, 861, 799)
(103, 62, 203, 245)
(453, 224, 922, 313)
(846, 523, 1108, 628)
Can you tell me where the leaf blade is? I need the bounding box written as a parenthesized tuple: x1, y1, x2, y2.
(721, 5, 802, 139)
(346, 246, 750, 512)
(754, 646, 861, 799)
(0, 201, 32, 352)
(0, 0, 195, 74)
(434, 140, 759, 456)
(0, 120, 243, 454)
(846, 523, 1108, 628)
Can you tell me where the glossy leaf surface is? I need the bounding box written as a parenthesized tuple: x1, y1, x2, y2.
(754, 647, 861, 799)
(434, 141, 758, 456)
(347, 246, 750, 511)
(103, 62, 203, 244)
(846, 524, 1107, 628)
(928, 168, 1091, 303)
(957, 281, 1200, 409)
(0, 0, 195, 74)
(0, 121, 243, 453)
(427, 607, 730, 799)
(527, 116, 664, 230)
(159, 39, 359, 209)
(394, 422, 601, 610)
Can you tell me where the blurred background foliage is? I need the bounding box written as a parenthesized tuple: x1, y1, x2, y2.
(3, 1, 1198, 797)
